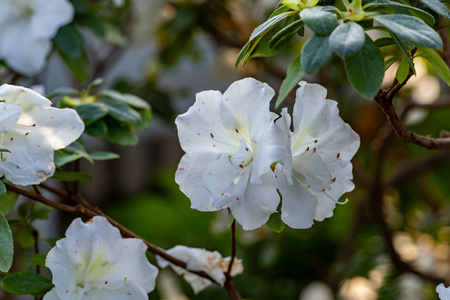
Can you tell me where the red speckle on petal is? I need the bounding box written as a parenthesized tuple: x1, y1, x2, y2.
(51, 116, 54, 119)
(16, 166, 19, 169)
(74, 251, 77, 253)
(37, 145, 40, 147)
(213, 144, 216, 147)
(66, 290, 69, 294)
(197, 133, 200, 135)
(179, 168, 184, 171)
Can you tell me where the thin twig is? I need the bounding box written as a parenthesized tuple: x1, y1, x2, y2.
(5, 183, 220, 285)
(226, 219, 237, 276)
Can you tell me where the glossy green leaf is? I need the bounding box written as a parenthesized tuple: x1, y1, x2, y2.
(266, 211, 285, 233)
(0, 190, 20, 215)
(53, 25, 89, 82)
(85, 119, 108, 137)
(384, 56, 400, 70)
(46, 87, 79, 99)
(300, 7, 337, 35)
(31, 202, 53, 221)
(51, 172, 93, 182)
(28, 253, 47, 267)
(65, 142, 93, 164)
(74, 102, 108, 125)
(136, 109, 152, 130)
(301, 35, 334, 74)
(236, 12, 292, 67)
(365, 0, 435, 25)
(329, 22, 365, 57)
(99, 90, 150, 109)
(375, 37, 395, 48)
(103, 100, 141, 124)
(0, 211, 13, 272)
(89, 151, 120, 160)
(419, 46, 450, 85)
(269, 19, 303, 48)
(275, 55, 304, 108)
(418, 0, 450, 20)
(54, 150, 82, 167)
(374, 14, 442, 49)
(1, 272, 53, 295)
(391, 32, 416, 75)
(105, 118, 138, 146)
(396, 59, 410, 84)
(17, 224, 34, 248)
(344, 34, 384, 99)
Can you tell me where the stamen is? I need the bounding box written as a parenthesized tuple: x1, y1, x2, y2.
(235, 129, 239, 133)
(239, 164, 244, 169)
(210, 133, 214, 138)
(306, 147, 310, 151)
(331, 177, 336, 182)
(245, 147, 249, 151)
(314, 140, 318, 143)
(313, 148, 316, 153)
(336, 153, 340, 159)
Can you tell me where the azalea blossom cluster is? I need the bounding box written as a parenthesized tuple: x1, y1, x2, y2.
(0, 84, 84, 185)
(176, 78, 360, 230)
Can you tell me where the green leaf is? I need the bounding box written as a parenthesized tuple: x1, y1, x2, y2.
(31, 202, 53, 221)
(266, 211, 285, 233)
(275, 55, 305, 108)
(0, 180, 5, 195)
(54, 149, 82, 168)
(65, 142, 93, 164)
(0, 212, 13, 272)
(396, 59, 410, 84)
(375, 37, 395, 48)
(74, 102, 108, 125)
(51, 172, 93, 182)
(300, 6, 338, 35)
(236, 12, 292, 67)
(17, 224, 34, 248)
(89, 151, 120, 161)
(329, 22, 365, 57)
(301, 35, 335, 74)
(344, 34, 384, 99)
(374, 14, 442, 49)
(99, 90, 150, 109)
(28, 253, 47, 267)
(105, 118, 138, 146)
(365, 0, 435, 25)
(136, 109, 152, 130)
(418, 0, 450, 20)
(103, 100, 141, 124)
(391, 32, 416, 75)
(53, 25, 89, 82)
(419, 46, 450, 85)
(85, 119, 108, 137)
(1, 272, 53, 295)
(46, 87, 79, 99)
(269, 19, 304, 48)
(0, 190, 20, 215)
(384, 56, 400, 70)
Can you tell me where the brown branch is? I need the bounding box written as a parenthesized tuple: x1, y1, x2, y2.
(5, 183, 220, 286)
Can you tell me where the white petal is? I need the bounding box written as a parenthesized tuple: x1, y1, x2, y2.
(31, 0, 74, 39)
(0, 85, 51, 110)
(42, 288, 60, 300)
(0, 130, 55, 185)
(84, 280, 148, 300)
(220, 78, 274, 143)
(314, 164, 354, 221)
(22, 106, 84, 150)
(229, 172, 279, 230)
(0, 24, 51, 76)
(437, 283, 450, 300)
(106, 239, 158, 293)
(250, 118, 292, 185)
(175, 152, 218, 211)
(315, 100, 360, 168)
(278, 174, 317, 229)
(291, 82, 330, 147)
(176, 90, 238, 154)
(292, 153, 331, 192)
(0, 103, 21, 132)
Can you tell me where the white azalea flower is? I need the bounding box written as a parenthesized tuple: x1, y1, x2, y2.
(437, 284, 450, 300)
(156, 245, 243, 294)
(276, 81, 360, 229)
(175, 78, 290, 230)
(0, 84, 84, 185)
(0, 0, 74, 76)
(44, 216, 158, 300)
